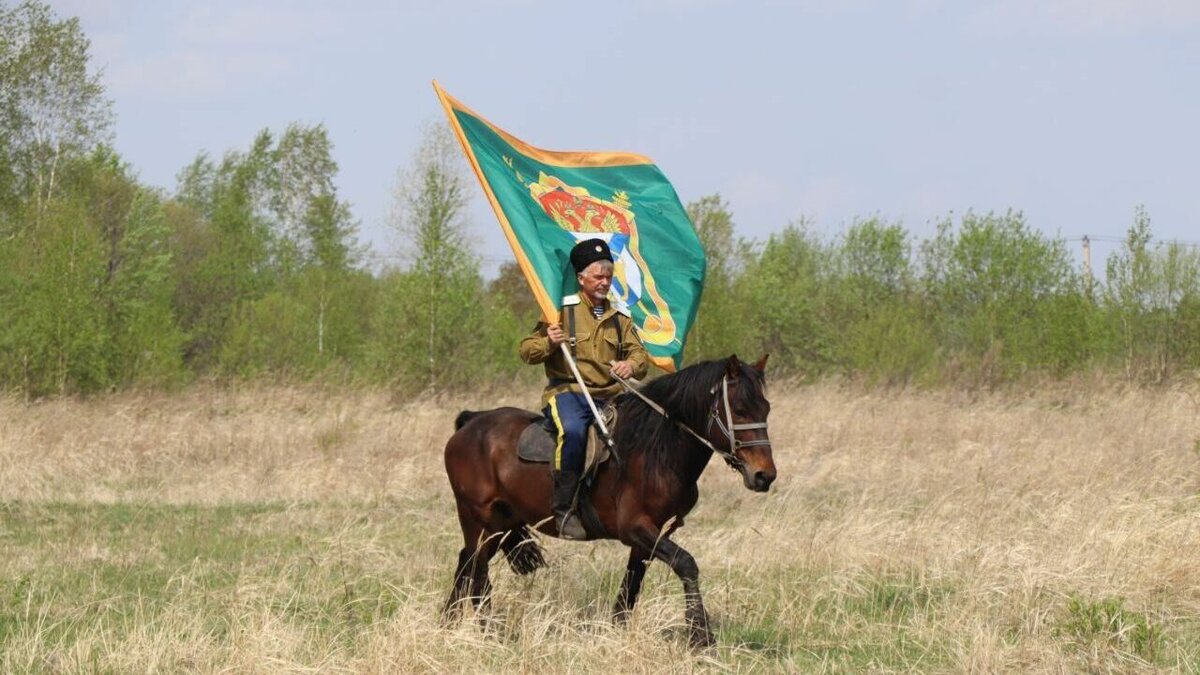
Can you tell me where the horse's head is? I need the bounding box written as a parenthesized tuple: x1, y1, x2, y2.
(710, 354, 777, 492)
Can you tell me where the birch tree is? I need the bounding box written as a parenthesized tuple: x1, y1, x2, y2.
(0, 1, 112, 223)
(377, 123, 482, 390)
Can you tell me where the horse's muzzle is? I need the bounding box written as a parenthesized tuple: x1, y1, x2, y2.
(751, 470, 775, 492)
(740, 465, 775, 492)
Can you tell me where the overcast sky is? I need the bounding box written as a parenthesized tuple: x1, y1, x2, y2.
(48, 0, 1200, 273)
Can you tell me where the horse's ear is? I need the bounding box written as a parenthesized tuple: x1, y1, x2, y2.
(753, 354, 769, 373)
(726, 354, 741, 379)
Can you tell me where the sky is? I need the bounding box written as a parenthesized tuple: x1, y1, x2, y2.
(46, 0, 1200, 275)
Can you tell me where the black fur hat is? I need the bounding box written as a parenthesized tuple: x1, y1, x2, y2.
(570, 238, 613, 274)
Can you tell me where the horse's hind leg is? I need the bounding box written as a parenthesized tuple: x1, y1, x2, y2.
(469, 534, 501, 619)
(442, 499, 503, 625)
(612, 546, 650, 625)
(443, 537, 502, 623)
(443, 500, 489, 623)
(443, 545, 475, 624)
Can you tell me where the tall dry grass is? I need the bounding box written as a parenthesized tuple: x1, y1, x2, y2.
(1, 378, 1198, 672)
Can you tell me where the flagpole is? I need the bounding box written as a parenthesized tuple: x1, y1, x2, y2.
(558, 343, 615, 450)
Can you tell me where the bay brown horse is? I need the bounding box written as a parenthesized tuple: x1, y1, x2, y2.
(441, 354, 777, 647)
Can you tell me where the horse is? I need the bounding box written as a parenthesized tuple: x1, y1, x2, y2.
(441, 354, 777, 648)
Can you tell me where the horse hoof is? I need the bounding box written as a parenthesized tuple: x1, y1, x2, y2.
(688, 628, 715, 650)
(440, 601, 466, 627)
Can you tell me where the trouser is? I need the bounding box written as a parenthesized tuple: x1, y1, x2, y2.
(544, 392, 604, 473)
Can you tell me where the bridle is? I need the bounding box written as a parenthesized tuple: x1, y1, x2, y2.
(705, 376, 771, 468)
(612, 372, 771, 471)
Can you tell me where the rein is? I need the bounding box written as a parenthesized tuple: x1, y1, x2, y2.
(610, 371, 770, 471)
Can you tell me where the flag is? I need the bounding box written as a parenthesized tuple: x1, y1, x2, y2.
(433, 81, 706, 371)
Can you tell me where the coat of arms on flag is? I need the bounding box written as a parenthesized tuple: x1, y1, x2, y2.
(433, 82, 706, 371)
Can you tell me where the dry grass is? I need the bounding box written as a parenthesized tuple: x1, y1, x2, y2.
(2, 379, 1199, 672)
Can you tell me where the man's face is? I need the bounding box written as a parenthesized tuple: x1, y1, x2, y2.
(577, 261, 614, 304)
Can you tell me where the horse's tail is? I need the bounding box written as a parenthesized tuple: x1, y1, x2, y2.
(454, 410, 479, 431)
(499, 524, 546, 576)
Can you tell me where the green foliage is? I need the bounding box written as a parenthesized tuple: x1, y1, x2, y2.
(0, 0, 112, 215)
(1054, 594, 1160, 661)
(841, 576, 952, 623)
(165, 123, 363, 375)
(370, 268, 518, 390)
(828, 218, 934, 383)
(0, 148, 185, 395)
(921, 211, 1085, 383)
(1103, 206, 1200, 380)
(737, 222, 834, 372)
(219, 291, 311, 377)
(686, 195, 757, 361)
(216, 269, 377, 380)
(0, 197, 109, 395)
(365, 124, 524, 391)
(70, 149, 185, 386)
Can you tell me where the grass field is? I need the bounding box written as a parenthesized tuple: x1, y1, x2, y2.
(2, 378, 1199, 673)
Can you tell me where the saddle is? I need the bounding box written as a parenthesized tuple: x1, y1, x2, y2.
(516, 403, 617, 472)
(517, 404, 617, 539)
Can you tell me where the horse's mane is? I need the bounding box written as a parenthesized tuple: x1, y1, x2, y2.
(613, 358, 766, 480)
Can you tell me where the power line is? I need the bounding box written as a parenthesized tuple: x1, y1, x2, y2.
(1064, 235, 1200, 248)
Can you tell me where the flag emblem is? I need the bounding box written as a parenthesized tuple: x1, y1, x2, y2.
(528, 172, 677, 346)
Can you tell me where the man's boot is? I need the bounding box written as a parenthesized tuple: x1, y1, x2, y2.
(552, 469, 587, 540)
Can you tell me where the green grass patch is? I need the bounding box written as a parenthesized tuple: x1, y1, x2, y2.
(708, 566, 954, 671)
(0, 501, 434, 654)
(1054, 593, 1162, 662)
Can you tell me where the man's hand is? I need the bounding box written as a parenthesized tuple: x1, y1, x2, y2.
(546, 323, 565, 347)
(610, 360, 634, 379)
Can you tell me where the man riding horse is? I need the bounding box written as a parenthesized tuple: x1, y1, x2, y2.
(518, 238, 648, 539)
(446, 238, 776, 646)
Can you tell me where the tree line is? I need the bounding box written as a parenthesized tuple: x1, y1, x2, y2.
(686, 201, 1200, 386)
(3, 1, 1198, 398)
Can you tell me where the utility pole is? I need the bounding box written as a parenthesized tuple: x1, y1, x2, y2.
(1082, 235, 1093, 299)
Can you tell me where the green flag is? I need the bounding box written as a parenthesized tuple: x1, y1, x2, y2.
(434, 82, 705, 371)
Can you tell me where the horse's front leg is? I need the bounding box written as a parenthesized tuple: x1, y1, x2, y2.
(626, 521, 714, 648)
(654, 537, 713, 647)
(612, 546, 649, 624)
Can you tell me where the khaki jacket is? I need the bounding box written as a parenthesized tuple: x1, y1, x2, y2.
(519, 293, 649, 405)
